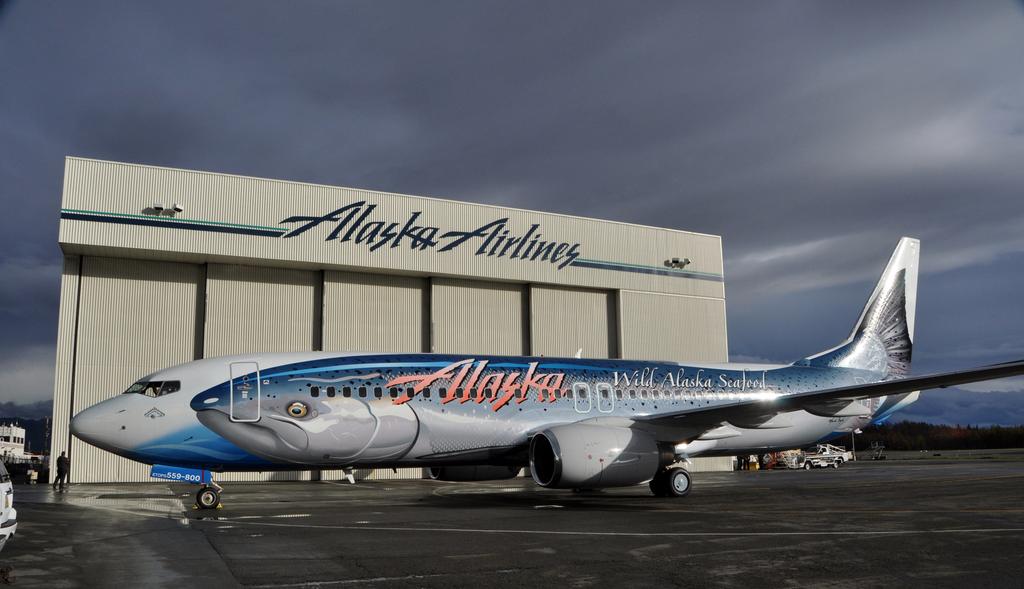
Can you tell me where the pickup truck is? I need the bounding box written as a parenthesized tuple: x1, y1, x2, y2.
(800, 444, 853, 469)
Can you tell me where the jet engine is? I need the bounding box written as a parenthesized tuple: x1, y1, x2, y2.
(529, 424, 669, 488)
(427, 465, 521, 481)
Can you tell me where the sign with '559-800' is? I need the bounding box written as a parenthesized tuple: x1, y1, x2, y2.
(279, 201, 582, 270)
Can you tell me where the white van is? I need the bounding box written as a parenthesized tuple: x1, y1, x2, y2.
(0, 461, 16, 553)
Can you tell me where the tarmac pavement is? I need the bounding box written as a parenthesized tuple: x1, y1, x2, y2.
(2, 460, 1023, 588)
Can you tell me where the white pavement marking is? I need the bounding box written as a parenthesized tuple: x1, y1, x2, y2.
(249, 569, 519, 588)
(233, 514, 312, 519)
(213, 519, 1024, 538)
(249, 573, 451, 587)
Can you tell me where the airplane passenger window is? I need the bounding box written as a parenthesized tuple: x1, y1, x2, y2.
(327, 386, 336, 397)
(358, 387, 367, 398)
(374, 387, 382, 398)
(311, 386, 320, 397)
(423, 389, 431, 399)
(342, 387, 351, 397)
(389, 388, 398, 398)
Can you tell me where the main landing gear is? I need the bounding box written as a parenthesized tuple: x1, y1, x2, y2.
(195, 481, 223, 510)
(649, 466, 692, 498)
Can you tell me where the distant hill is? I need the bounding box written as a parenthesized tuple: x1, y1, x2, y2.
(0, 400, 53, 420)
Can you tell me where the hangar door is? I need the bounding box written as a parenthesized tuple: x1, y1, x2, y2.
(204, 264, 320, 481)
(70, 257, 203, 483)
(618, 290, 728, 363)
(530, 285, 616, 358)
(431, 278, 527, 355)
(323, 271, 427, 353)
(204, 264, 320, 356)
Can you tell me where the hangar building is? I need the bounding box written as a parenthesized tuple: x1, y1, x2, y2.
(50, 157, 732, 483)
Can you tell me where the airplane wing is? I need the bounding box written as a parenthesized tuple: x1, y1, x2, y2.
(632, 359, 1024, 431)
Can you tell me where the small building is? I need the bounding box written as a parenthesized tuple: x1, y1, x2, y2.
(0, 424, 28, 462)
(50, 157, 734, 482)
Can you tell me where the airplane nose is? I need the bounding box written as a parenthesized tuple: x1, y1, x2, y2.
(70, 404, 105, 445)
(70, 399, 128, 452)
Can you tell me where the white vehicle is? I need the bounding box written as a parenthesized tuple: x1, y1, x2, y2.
(0, 461, 16, 553)
(814, 444, 853, 463)
(801, 445, 849, 469)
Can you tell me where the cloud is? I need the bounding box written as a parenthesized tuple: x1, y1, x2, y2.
(0, 399, 53, 420)
(0, 344, 56, 405)
(894, 387, 1024, 426)
(958, 377, 1024, 394)
(0, 257, 61, 316)
(0, 2, 1022, 425)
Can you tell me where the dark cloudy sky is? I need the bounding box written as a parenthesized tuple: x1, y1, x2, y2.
(1, 1, 1023, 424)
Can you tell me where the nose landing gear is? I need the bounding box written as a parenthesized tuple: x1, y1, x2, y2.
(195, 481, 223, 510)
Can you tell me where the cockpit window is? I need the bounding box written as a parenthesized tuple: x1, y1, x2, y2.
(123, 382, 147, 394)
(123, 380, 182, 397)
(159, 381, 181, 396)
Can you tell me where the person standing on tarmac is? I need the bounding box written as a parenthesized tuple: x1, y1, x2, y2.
(53, 451, 69, 490)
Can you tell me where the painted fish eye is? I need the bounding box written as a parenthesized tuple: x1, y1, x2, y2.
(286, 402, 309, 418)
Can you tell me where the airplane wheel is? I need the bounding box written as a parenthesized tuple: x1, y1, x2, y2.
(831, 461, 839, 469)
(196, 486, 221, 509)
(665, 467, 691, 498)
(649, 472, 669, 497)
(803, 462, 812, 471)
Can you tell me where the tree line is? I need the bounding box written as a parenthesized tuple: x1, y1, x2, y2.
(858, 421, 1024, 451)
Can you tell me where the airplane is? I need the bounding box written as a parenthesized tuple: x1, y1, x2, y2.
(70, 237, 1024, 508)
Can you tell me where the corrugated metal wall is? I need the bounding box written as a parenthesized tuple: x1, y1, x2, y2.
(686, 456, 736, 472)
(70, 257, 202, 483)
(530, 285, 616, 358)
(431, 278, 527, 355)
(204, 264, 319, 481)
(204, 264, 320, 356)
(321, 271, 429, 480)
(618, 291, 729, 363)
(48, 255, 81, 481)
(323, 271, 427, 353)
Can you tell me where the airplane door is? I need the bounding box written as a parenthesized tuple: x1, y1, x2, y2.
(230, 362, 260, 423)
(573, 382, 592, 413)
(596, 382, 614, 413)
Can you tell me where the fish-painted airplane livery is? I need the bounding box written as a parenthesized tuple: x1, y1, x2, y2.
(71, 238, 1024, 508)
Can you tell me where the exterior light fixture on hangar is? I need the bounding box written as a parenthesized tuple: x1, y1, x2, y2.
(50, 157, 732, 483)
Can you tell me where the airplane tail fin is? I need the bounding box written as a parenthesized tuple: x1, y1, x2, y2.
(800, 237, 919, 380)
